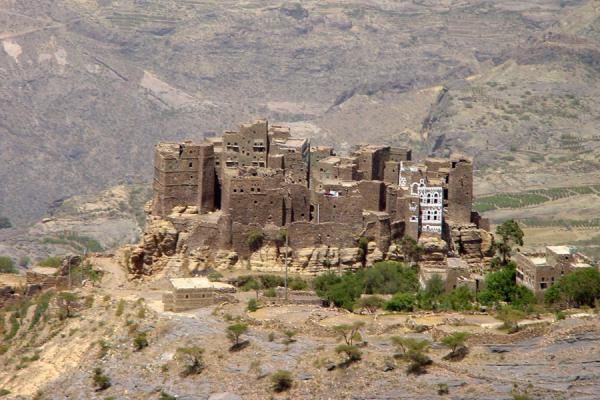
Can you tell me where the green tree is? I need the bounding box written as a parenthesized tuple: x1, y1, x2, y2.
(399, 236, 424, 265)
(439, 286, 475, 311)
(175, 346, 205, 376)
(333, 321, 365, 346)
(495, 220, 524, 264)
(226, 323, 248, 347)
(362, 261, 418, 294)
(440, 332, 470, 353)
(418, 274, 445, 310)
(245, 279, 262, 300)
(0, 257, 16, 273)
(391, 337, 432, 374)
(479, 263, 534, 307)
(546, 268, 600, 308)
(271, 370, 293, 392)
(384, 292, 416, 312)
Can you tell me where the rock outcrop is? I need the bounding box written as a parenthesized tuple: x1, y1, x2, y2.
(449, 223, 494, 267)
(128, 218, 178, 276)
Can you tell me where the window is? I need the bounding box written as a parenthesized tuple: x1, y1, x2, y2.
(189, 162, 193, 167)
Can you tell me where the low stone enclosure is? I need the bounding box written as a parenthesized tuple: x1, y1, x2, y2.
(130, 118, 494, 279)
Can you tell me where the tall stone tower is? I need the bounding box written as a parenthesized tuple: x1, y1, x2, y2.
(152, 142, 216, 217)
(447, 158, 473, 224)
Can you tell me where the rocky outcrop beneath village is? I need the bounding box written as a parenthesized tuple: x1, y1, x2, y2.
(128, 216, 495, 277)
(127, 219, 178, 276)
(449, 223, 494, 268)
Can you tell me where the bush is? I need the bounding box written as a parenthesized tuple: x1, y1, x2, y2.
(263, 287, 277, 298)
(57, 292, 78, 319)
(175, 346, 205, 376)
(497, 306, 526, 332)
(247, 298, 258, 312)
(0, 389, 11, 397)
(38, 256, 63, 268)
(439, 286, 475, 311)
(207, 271, 223, 282)
(30, 292, 54, 329)
(385, 292, 416, 312)
(116, 299, 126, 317)
(335, 344, 362, 363)
(271, 370, 293, 392)
(0, 217, 11, 229)
(440, 332, 470, 352)
(18, 256, 31, 268)
(92, 368, 111, 391)
(288, 277, 308, 290)
(246, 230, 264, 251)
(0, 257, 16, 273)
(133, 332, 149, 351)
(354, 295, 385, 313)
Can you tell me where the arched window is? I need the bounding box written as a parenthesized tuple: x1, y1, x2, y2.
(426, 193, 432, 204)
(411, 183, 419, 195)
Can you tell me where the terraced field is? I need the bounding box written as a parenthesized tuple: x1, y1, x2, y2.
(475, 185, 600, 212)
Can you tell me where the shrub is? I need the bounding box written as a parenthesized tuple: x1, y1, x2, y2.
(418, 275, 445, 310)
(362, 261, 418, 294)
(247, 298, 258, 312)
(116, 299, 126, 317)
(440, 332, 470, 352)
(38, 256, 63, 268)
(283, 330, 296, 345)
(175, 346, 205, 376)
(437, 383, 449, 395)
(271, 370, 293, 392)
(497, 306, 526, 332)
(246, 230, 264, 252)
(263, 287, 277, 298)
(18, 256, 31, 268)
(385, 292, 416, 312)
(391, 337, 430, 357)
(207, 271, 223, 282)
(439, 286, 475, 311)
(0, 389, 11, 397)
(159, 392, 177, 400)
(0, 217, 11, 229)
(30, 292, 54, 329)
(226, 323, 248, 347)
(133, 332, 149, 351)
(288, 277, 308, 290)
(0, 257, 16, 273)
(57, 292, 78, 319)
(354, 295, 385, 313)
(92, 368, 111, 391)
(335, 344, 362, 363)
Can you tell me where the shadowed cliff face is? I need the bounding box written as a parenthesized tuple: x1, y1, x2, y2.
(0, 0, 596, 226)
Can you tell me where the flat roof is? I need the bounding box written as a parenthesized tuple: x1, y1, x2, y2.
(547, 245, 573, 255)
(530, 257, 548, 266)
(170, 277, 235, 290)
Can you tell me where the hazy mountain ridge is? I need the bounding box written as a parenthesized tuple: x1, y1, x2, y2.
(0, 0, 594, 227)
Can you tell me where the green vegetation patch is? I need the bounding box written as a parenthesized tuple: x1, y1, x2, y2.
(41, 231, 103, 253)
(475, 185, 600, 212)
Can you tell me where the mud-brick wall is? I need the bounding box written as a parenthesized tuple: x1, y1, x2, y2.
(358, 180, 386, 211)
(163, 289, 234, 312)
(288, 221, 357, 249)
(447, 160, 473, 224)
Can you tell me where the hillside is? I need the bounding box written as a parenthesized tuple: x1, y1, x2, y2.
(0, 0, 595, 227)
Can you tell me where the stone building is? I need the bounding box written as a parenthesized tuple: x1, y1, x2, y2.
(134, 119, 492, 275)
(515, 246, 594, 297)
(162, 277, 236, 312)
